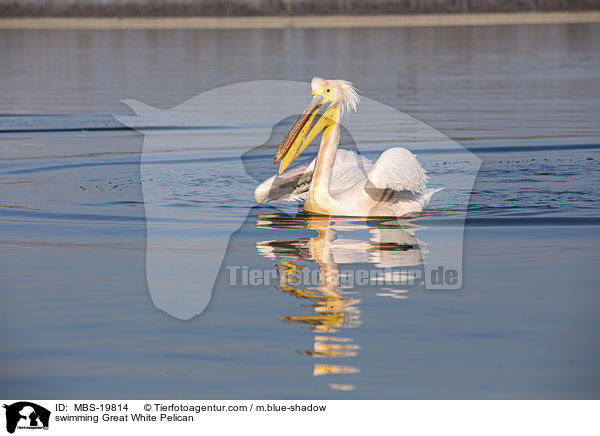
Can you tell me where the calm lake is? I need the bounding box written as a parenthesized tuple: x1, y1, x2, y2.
(1, 23, 599, 398)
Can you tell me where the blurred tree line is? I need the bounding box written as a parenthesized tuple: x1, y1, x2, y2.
(1, 0, 598, 17)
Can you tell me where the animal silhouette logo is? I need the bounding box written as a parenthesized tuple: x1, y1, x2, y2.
(115, 80, 480, 320)
(3, 402, 50, 434)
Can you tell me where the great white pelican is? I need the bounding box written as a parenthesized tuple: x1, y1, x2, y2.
(255, 77, 441, 216)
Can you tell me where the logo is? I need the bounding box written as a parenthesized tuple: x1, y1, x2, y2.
(3, 402, 50, 434)
(115, 80, 481, 320)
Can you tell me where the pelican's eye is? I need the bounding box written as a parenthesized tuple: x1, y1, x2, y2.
(326, 88, 331, 93)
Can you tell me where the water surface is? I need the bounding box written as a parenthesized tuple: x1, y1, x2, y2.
(1, 24, 599, 398)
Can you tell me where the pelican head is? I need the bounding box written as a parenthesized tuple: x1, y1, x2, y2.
(274, 77, 360, 174)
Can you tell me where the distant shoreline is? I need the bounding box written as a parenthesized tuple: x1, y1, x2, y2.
(1, 11, 599, 30)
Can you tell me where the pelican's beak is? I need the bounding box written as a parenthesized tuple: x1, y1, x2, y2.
(274, 94, 336, 174)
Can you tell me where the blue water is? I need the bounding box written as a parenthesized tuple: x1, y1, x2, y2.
(1, 24, 599, 398)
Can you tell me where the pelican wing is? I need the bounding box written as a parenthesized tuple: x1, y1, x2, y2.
(367, 147, 428, 193)
(255, 149, 373, 203)
(254, 157, 315, 203)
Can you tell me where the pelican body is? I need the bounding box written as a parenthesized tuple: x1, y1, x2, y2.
(255, 78, 440, 217)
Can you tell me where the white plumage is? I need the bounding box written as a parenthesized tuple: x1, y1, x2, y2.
(255, 148, 439, 216)
(367, 148, 428, 193)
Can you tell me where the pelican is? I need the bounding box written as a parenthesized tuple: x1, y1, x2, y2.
(255, 77, 441, 217)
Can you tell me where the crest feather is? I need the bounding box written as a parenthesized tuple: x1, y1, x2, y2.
(311, 77, 360, 117)
(336, 79, 360, 116)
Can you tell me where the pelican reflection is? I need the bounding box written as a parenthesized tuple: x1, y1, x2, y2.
(256, 213, 426, 391)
